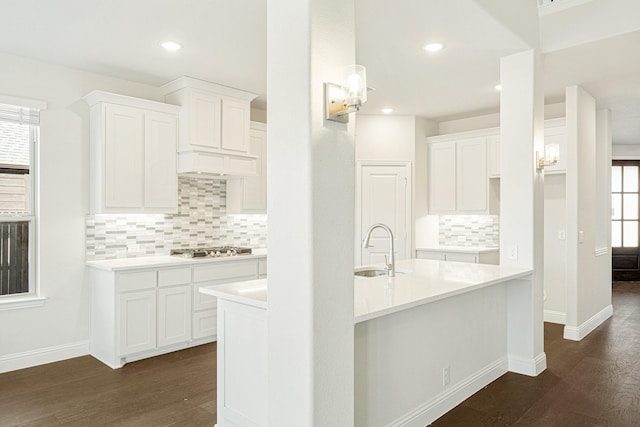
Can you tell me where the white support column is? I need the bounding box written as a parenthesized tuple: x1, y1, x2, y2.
(500, 50, 546, 376)
(267, 0, 355, 425)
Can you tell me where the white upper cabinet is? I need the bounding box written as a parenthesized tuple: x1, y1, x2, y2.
(487, 135, 500, 178)
(227, 122, 267, 214)
(84, 91, 180, 214)
(162, 77, 259, 177)
(427, 129, 497, 215)
(428, 142, 457, 213)
(457, 138, 487, 212)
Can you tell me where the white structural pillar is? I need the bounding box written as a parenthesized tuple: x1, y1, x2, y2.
(500, 50, 546, 376)
(564, 87, 613, 341)
(267, 0, 355, 426)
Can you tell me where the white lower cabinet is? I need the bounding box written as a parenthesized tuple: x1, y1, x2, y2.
(119, 289, 157, 356)
(89, 256, 266, 369)
(416, 249, 499, 265)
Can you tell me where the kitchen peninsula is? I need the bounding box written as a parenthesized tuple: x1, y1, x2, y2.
(202, 258, 538, 427)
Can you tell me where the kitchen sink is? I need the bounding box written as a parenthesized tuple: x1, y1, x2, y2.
(354, 268, 389, 277)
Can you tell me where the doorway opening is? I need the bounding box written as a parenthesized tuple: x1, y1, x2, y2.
(612, 160, 640, 280)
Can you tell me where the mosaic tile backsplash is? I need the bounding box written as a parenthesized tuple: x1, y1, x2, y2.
(86, 177, 267, 260)
(439, 215, 499, 248)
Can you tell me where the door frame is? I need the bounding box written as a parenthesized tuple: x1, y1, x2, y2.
(355, 160, 413, 265)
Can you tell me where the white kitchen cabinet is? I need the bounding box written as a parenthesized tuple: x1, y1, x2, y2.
(416, 248, 499, 265)
(428, 142, 457, 212)
(227, 122, 267, 214)
(191, 258, 260, 341)
(162, 77, 258, 177)
(157, 285, 192, 348)
(84, 91, 180, 214)
(118, 289, 157, 356)
(428, 132, 494, 214)
(544, 118, 566, 174)
(457, 138, 487, 212)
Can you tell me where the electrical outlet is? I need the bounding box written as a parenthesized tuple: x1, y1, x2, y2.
(508, 245, 518, 260)
(558, 230, 566, 241)
(457, 236, 466, 243)
(442, 366, 450, 386)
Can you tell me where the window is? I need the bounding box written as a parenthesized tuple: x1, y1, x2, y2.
(0, 97, 43, 300)
(612, 162, 639, 248)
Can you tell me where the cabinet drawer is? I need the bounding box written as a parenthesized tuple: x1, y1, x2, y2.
(193, 283, 217, 311)
(158, 267, 191, 287)
(416, 250, 446, 261)
(444, 252, 478, 263)
(193, 260, 258, 283)
(258, 258, 267, 277)
(118, 271, 157, 292)
(193, 309, 217, 340)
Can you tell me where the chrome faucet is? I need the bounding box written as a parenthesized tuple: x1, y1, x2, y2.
(362, 223, 395, 277)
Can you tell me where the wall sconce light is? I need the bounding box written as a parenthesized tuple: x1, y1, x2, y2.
(536, 143, 559, 172)
(324, 65, 367, 123)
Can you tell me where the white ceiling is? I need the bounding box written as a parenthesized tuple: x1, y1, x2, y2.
(0, 0, 639, 143)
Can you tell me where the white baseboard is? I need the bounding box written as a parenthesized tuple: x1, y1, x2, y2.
(0, 340, 89, 374)
(508, 352, 547, 377)
(390, 357, 508, 427)
(544, 309, 567, 325)
(564, 304, 613, 341)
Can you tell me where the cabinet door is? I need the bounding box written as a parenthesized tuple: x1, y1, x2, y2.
(429, 142, 457, 212)
(240, 128, 267, 210)
(221, 98, 250, 152)
(119, 290, 156, 356)
(144, 111, 178, 210)
(158, 285, 192, 347)
(487, 135, 500, 178)
(190, 90, 222, 149)
(104, 104, 144, 209)
(457, 138, 487, 212)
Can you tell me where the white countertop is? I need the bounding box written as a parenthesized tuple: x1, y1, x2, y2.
(86, 248, 267, 271)
(202, 258, 531, 324)
(200, 278, 267, 309)
(416, 245, 499, 254)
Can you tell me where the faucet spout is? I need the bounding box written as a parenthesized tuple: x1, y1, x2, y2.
(362, 223, 395, 277)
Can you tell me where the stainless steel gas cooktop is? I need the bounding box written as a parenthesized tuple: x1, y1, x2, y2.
(170, 246, 252, 258)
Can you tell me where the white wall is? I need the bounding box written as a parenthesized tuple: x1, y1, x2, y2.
(543, 174, 567, 323)
(0, 51, 163, 370)
(437, 102, 566, 135)
(612, 144, 640, 159)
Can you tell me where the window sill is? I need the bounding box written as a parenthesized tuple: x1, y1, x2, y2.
(0, 296, 47, 312)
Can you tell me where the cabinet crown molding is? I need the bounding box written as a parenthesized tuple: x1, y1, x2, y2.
(161, 76, 259, 102)
(83, 90, 181, 115)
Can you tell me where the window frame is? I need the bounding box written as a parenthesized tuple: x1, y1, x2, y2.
(0, 103, 44, 310)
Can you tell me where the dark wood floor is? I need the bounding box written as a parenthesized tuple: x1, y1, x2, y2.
(1, 282, 639, 426)
(433, 282, 640, 427)
(0, 342, 217, 426)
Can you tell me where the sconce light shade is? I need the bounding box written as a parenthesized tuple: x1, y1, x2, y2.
(536, 143, 560, 172)
(325, 65, 368, 123)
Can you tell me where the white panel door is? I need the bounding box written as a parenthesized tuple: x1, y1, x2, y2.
(221, 98, 250, 152)
(359, 164, 411, 265)
(428, 142, 457, 213)
(144, 111, 178, 210)
(158, 285, 191, 347)
(457, 138, 487, 212)
(104, 104, 144, 209)
(118, 290, 156, 356)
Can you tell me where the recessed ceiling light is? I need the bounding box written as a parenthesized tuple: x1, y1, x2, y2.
(495, 84, 502, 91)
(423, 43, 444, 53)
(381, 108, 393, 114)
(160, 41, 183, 51)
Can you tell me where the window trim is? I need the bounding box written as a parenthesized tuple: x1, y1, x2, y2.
(0, 117, 39, 304)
